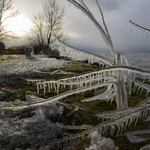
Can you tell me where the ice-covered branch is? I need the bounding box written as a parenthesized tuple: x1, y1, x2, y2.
(53, 33, 113, 66)
(67, 0, 116, 63)
(36, 66, 150, 95)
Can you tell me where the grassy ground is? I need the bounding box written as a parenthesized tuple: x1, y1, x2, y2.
(1, 57, 150, 150)
(61, 60, 99, 73)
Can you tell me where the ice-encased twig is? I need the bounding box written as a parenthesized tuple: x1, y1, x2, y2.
(96, 95, 150, 121)
(67, 107, 79, 116)
(56, 122, 93, 130)
(125, 130, 150, 143)
(81, 82, 115, 102)
(137, 96, 150, 106)
(0, 81, 115, 113)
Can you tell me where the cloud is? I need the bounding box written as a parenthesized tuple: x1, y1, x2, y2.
(12, 0, 150, 53)
(62, 0, 150, 52)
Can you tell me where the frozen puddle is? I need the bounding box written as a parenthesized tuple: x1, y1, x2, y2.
(0, 55, 70, 75)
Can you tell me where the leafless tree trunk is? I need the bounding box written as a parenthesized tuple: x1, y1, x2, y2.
(0, 0, 20, 40)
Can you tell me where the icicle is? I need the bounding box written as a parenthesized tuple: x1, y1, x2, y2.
(50, 83, 53, 89)
(37, 83, 39, 94)
(57, 82, 60, 94)
(40, 83, 43, 89)
(143, 74, 146, 82)
(48, 83, 50, 92)
(148, 75, 150, 82)
(143, 109, 148, 118)
(143, 31, 146, 38)
(145, 90, 150, 98)
(53, 82, 56, 92)
(134, 114, 139, 126)
(133, 26, 138, 35)
(110, 124, 115, 135)
(133, 84, 138, 93)
(136, 86, 141, 95)
(43, 83, 46, 95)
(140, 29, 143, 37)
(128, 22, 131, 31)
(103, 70, 106, 82)
(140, 88, 144, 95)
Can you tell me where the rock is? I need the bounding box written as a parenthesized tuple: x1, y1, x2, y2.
(0, 91, 5, 99)
(86, 131, 116, 150)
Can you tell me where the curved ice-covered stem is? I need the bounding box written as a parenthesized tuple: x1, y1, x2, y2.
(53, 33, 113, 66)
(36, 66, 150, 95)
(81, 82, 115, 102)
(67, 0, 116, 63)
(56, 122, 93, 130)
(0, 81, 115, 112)
(133, 79, 150, 97)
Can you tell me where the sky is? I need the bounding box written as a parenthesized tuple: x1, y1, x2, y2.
(4, 0, 150, 52)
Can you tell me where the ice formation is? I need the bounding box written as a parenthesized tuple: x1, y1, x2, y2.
(129, 20, 150, 38)
(53, 33, 113, 67)
(35, 66, 150, 110)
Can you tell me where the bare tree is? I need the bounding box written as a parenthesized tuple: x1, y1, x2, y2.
(28, 0, 66, 53)
(0, 0, 20, 40)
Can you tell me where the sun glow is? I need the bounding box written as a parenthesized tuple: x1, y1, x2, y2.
(4, 14, 33, 37)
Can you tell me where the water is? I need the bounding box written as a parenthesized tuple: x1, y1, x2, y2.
(93, 52, 150, 71)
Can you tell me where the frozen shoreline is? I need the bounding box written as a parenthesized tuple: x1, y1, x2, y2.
(0, 54, 70, 76)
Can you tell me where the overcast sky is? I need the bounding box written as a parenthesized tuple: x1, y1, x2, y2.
(8, 0, 150, 52)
